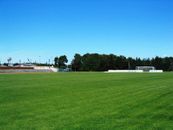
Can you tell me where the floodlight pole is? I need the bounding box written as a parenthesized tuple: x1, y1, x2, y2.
(128, 61, 131, 70)
(49, 59, 51, 68)
(39, 56, 41, 64)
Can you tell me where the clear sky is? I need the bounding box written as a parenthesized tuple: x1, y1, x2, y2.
(0, 0, 173, 63)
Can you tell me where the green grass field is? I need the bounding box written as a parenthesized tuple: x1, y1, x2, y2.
(0, 73, 173, 130)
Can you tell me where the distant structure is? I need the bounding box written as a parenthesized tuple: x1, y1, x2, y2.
(0, 64, 58, 73)
(7, 57, 13, 66)
(136, 66, 155, 72)
(107, 66, 163, 73)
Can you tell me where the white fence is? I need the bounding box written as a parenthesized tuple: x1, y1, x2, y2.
(149, 70, 163, 73)
(34, 66, 58, 72)
(107, 70, 163, 73)
(107, 70, 143, 73)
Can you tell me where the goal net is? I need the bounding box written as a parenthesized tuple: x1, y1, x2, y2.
(136, 66, 155, 72)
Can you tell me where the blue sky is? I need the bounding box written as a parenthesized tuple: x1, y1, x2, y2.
(0, 0, 173, 63)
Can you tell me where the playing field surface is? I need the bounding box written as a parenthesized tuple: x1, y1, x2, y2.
(0, 73, 173, 130)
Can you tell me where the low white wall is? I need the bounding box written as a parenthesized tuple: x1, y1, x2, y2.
(50, 67, 58, 72)
(149, 70, 163, 73)
(34, 66, 50, 70)
(34, 66, 58, 72)
(107, 70, 143, 73)
(107, 70, 163, 73)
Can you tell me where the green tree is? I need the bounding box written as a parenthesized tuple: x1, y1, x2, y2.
(82, 53, 101, 71)
(72, 53, 82, 71)
(58, 55, 68, 68)
(54, 57, 59, 67)
(70, 53, 173, 71)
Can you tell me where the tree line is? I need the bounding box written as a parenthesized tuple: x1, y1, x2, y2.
(54, 53, 173, 71)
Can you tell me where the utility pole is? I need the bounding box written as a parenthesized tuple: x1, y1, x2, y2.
(128, 61, 131, 70)
(49, 59, 51, 68)
(39, 56, 41, 64)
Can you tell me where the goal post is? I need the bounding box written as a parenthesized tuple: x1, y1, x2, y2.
(136, 66, 155, 72)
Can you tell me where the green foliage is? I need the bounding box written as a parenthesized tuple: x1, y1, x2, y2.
(71, 53, 173, 71)
(54, 56, 59, 66)
(0, 73, 173, 129)
(54, 55, 68, 68)
(71, 53, 82, 71)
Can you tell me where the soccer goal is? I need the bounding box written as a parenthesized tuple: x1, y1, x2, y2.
(136, 66, 155, 72)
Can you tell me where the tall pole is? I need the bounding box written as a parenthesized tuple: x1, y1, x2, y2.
(48, 59, 50, 68)
(128, 61, 131, 70)
(39, 56, 41, 64)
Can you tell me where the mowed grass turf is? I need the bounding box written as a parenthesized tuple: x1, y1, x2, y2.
(0, 73, 173, 130)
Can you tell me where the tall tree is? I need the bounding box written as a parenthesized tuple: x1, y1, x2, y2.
(71, 53, 82, 71)
(58, 55, 68, 68)
(70, 53, 173, 71)
(54, 57, 59, 67)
